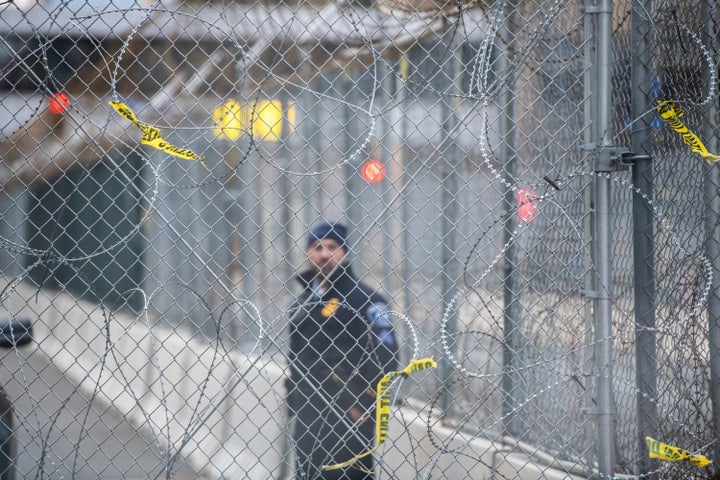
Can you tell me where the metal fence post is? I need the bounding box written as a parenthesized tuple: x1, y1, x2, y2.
(237, 134, 261, 348)
(379, 61, 399, 309)
(589, 0, 617, 476)
(630, 1, 658, 477)
(397, 52, 417, 366)
(702, 0, 720, 465)
(343, 69, 364, 254)
(438, 17, 463, 418)
(273, 96, 295, 348)
(301, 74, 323, 226)
(582, 3, 597, 471)
(498, 3, 523, 438)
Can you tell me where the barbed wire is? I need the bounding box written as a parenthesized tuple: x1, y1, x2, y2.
(0, 0, 719, 478)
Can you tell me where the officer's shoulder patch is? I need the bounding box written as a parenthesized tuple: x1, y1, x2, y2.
(366, 302, 392, 328)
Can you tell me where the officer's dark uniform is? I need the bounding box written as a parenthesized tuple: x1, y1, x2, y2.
(286, 264, 399, 480)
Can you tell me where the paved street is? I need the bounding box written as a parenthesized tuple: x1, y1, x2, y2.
(1, 346, 199, 480)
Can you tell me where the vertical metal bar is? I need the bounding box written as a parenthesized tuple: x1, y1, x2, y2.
(591, 0, 616, 475)
(299, 48, 317, 228)
(380, 61, 398, 305)
(701, 0, 720, 464)
(343, 69, 363, 254)
(272, 97, 295, 352)
(438, 19, 463, 418)
(279, 98, 294, 281)
(237, 135, 260, 350)
(301, 76, 322, 226)
(498, 4, 522, 437)
(630, 2, 658, 477)
(227, 143, 241, 331)
(0, 190, 27, 277)
(582, 3, 597, 471)
(398, 52, 416, 365)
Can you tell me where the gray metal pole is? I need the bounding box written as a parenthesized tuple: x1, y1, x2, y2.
(343, 69, 363, 255)
(630, 2, 658, 477)
(298, 48, 319, 229)
(279, 97, 294, 276)
(592, 0, 616, 476)
(438, 18, 463, 418)
(581, 1, 597, 472)
(273, 97, 295, 351)
(237, 134, 261, 350)
(397, 52, 417, 366)
(380, 62, 398, 301)
(701, 0, 720, 465)
(498, 4, 522, 438)
(301, 76, 323, 226)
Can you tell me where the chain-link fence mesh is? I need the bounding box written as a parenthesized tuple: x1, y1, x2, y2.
(1, 0, 719, 479)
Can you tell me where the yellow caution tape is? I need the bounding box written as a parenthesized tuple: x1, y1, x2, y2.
(110, 101, 205, 164)
(656, 100, 720, 163)
(322, 357, 437, 471)
(646, 436, 712, 467)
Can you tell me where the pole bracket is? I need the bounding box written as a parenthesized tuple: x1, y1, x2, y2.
(580, 289, 611, 300)
(617, 152, 652, 167)
(581, 5, 612, 14)
(580, 144, 641, 172)
(581, 407, 615, 415)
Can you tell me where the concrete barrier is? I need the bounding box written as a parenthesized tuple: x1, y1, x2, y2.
(7, 280, 590, 479)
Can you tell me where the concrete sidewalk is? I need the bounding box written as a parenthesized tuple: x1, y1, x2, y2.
(1, 346, 199, 480)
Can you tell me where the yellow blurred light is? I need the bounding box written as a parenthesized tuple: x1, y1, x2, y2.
(249, 100, 283, 141)
(286, 102, 297, 135)
(212, 100, 244, 141)
(213, 99, 294, 142)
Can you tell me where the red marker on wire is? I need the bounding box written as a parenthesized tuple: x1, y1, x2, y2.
(361, 160, 386, 183)
(48, 92, 70, 114)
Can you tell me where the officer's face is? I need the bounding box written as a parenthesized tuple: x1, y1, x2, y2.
(307, 238, 346, 279)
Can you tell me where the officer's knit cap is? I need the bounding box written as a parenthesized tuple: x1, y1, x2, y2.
(306, 222, 349, 252)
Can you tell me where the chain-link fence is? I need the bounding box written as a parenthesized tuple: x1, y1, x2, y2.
(1, 0, 719, 479)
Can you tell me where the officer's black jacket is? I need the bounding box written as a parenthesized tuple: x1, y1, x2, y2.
(286, 263, 399, 416)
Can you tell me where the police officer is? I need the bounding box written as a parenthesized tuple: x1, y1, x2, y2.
(286, 222, 399, 480)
